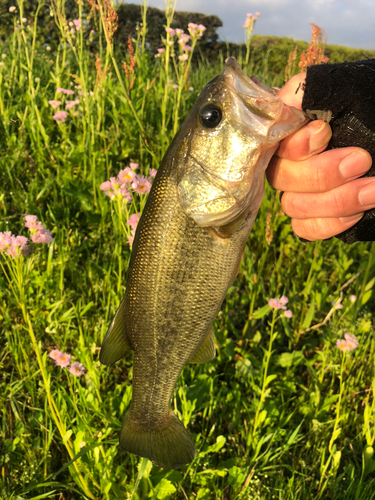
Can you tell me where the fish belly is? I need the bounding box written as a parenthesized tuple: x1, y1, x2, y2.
(118, 166, 254, 468)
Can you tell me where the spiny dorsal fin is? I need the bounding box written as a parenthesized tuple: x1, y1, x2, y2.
(189, 330, 216, 364)
(99, 297, 131, 365)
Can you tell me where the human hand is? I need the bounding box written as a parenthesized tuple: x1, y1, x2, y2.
(267, 73, 373, 242)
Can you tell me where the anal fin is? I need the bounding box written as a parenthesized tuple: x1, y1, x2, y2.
(189, 330, 216, 364)
(100, 297, 131, 365)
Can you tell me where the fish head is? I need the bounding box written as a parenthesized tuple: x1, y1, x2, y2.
(176, 57, 307, 228)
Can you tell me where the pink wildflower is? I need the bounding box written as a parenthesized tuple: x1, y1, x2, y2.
(268, 297, 288, 310)
(183, 45, 192, 51)
(156, 48, 165, 56)
(100, 181, 112, 192)
(66, 99, 79, 109)
(132, 175, 152, 195)
(118, 184, 132, 203)
(179, 34, 191, 44)
(178, 55, 188, 62)
(110, 176, 121, 189)
(165, 27, 176, 36)
(49, 349, 62, 360)
(332, 301, 343, 310)
(127, 213, 141, 229)
(25, 215, 53, 244)
(55, 352, 71, 367)
(0, 231, 12, 252)
(127, 228, 136, 246)
(149, 168, 157, 179)
(279, 295, 288, 306)
(31, 229, 53, 244)
(56, 87, 75, 95)
(69, 362, 86, 376)
(48, 100, 62, 109)
(53, 110, 68, 123)
(172, 83, 180, 88)
(175, 29, 184, 36)
(6, 235, 29, 259)
(350, 295, 357, 302)
(188, 23, 198, 31)
(284, 310, 293, 318)
(336, 339, 348, 352)
(268, 298, 279, 309)
(336, 333, 358, 352)
(118, 167, 135, 184)
(129, 162, 139, 170)
(24, 215, 41, 230)
(344, 333, 359, 350)
(73, 19, 81, 31)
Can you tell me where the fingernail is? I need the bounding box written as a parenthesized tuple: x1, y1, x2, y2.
(359, 183, 375, 207)
(339, 151, 371, 181)
(279, 191, 284, 202)
(308, 121, 332, 153)
(339, 213, 364, 224)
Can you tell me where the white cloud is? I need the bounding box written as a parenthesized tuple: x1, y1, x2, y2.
(144, 0, 375, 49)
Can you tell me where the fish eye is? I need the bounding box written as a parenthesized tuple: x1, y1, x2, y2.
(199, 105, 222, 129)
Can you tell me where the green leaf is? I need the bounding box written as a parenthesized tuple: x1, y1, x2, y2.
(278, 351, 304, 368)
(265, 374, 277, 386)
(252, 304, 271, 319)
(332, 450, 341, 468)
(62, 430, 72, 444)
(235, 358, 253, 378)
(302, 298, 315, 329)
(151, 479, 176, 499)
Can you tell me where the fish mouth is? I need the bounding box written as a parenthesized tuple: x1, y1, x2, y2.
(223, 57, 284, 122)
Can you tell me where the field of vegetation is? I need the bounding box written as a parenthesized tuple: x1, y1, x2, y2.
(2, 1, 375, 499)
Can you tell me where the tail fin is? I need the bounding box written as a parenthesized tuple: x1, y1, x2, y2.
(119, 410, 196, 469)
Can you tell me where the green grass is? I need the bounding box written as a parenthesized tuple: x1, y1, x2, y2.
(2, 1, 375, 499)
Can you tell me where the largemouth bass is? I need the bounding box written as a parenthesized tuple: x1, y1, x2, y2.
(100, 58, 306, 469)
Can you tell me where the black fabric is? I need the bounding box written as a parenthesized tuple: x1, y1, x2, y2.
(302, 59, 375, 244)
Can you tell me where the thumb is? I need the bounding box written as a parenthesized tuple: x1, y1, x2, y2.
(277, 73, 306, 110)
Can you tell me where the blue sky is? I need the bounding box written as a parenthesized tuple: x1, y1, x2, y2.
(143, 0, 375, 50)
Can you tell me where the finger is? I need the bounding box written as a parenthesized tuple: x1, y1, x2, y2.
(277, 73, 306, 109)
(291, 213, 364, 242)
(275, 120, 332, 161)
(281, 177, 375, 219)
(268, 147, 372, 193)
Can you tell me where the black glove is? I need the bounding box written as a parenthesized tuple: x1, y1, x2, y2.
(302, 59, 375, 244)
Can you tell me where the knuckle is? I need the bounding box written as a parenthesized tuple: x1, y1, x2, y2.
(314, 164, 329, 192)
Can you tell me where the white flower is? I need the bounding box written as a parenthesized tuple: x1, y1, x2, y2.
(9, 6, 16, 12)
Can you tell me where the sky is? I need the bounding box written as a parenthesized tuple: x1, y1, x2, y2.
(143, 0, 375, 50)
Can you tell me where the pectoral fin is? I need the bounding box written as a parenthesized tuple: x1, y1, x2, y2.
(100, 297, 131, 365)
(189, 330, 216, 364)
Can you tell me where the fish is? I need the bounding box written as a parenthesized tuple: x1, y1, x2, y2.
(99, 57, 307, 469)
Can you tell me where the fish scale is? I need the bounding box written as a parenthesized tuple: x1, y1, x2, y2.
(99, 57, 307, 469)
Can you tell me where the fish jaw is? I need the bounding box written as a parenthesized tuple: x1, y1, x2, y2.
(177, 57, 307, 228)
